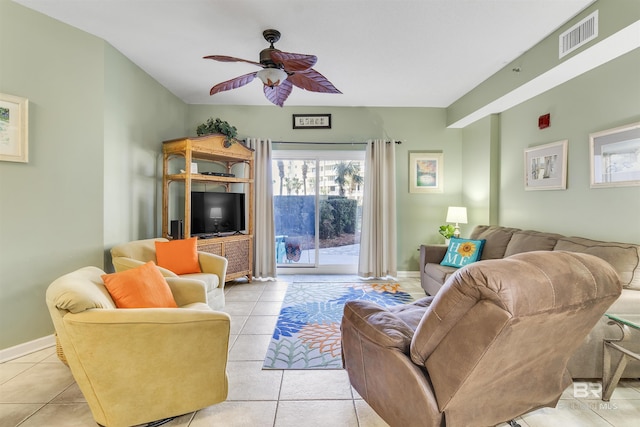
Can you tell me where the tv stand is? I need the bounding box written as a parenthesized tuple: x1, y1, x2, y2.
(161, 135, 254, 282)
(196, 233, 216, 239)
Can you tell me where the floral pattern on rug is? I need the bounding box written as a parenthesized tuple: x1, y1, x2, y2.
(263, 282, 414, 369)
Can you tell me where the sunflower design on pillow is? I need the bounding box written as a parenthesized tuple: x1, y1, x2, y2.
(440, 237, 486, 268)
(457, 241, 477, 257)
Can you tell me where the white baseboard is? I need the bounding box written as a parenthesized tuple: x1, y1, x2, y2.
(0, 335, 55, 363)
(276, 268, 420, 278)
(277, 265, 358, 275)
(397, 270, 420, 278)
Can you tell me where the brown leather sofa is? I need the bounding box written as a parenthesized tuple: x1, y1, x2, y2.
(419, 225, 640, 379)
(342, 251, 621, 427)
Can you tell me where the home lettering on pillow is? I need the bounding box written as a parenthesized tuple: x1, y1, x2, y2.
(440, 237, 486, 268)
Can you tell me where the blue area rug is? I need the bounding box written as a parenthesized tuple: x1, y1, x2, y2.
(263, 282, 414, 369)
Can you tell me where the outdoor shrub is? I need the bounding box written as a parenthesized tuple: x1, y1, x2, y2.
(274, 195, 357, 240)
(319, 201, 336, 239)
(273, 195, 315, 236)
(326, 197, 357, 234)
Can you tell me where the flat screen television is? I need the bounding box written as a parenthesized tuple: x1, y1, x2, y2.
(191, 191, 246, 235)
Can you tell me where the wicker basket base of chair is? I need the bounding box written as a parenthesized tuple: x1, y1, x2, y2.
(55, 333, 68, 366)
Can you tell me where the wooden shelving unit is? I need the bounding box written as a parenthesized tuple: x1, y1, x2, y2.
(162, 134, 254, 282)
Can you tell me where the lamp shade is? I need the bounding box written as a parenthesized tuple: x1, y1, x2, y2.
(446, 206, 467, 224)
(210, 207, 223, 219)
(256, 68, 287, 87)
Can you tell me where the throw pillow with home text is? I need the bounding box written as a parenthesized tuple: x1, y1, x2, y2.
(440, 237, 486, 268)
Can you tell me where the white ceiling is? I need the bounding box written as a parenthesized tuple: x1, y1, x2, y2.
(14, 0, 596, 108)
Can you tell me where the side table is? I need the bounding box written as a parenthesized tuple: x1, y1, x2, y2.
(602, 313, 640, 401)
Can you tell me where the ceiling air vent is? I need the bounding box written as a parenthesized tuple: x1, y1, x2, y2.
(559, 10, 598, 58)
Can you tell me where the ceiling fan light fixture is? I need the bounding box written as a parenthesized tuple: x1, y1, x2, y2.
(205, 28, 340, 106)
(256, 67, 287, 87)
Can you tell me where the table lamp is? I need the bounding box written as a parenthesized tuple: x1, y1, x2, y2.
(210, 207, 223, 235)
(446, 206, 467, 238)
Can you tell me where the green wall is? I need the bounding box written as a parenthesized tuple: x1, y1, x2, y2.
(496, 48, 640, 242)
(461, 114, 500, 231)
(0, 1, 105, 349)
(103, 44, 188, 262)
(456, 0, 640, 243)
(187, 105, 462, 271)
(0, 1, 187, 350)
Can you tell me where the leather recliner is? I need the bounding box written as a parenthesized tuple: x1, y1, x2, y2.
(341, 251, 621, 427)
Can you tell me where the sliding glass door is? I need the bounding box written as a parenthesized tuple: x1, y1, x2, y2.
(272, 150, 365, 273)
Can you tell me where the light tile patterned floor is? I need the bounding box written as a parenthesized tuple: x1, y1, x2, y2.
(1, 275, 638, 426)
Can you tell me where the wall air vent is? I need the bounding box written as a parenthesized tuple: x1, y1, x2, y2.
(559, 10, 598, 58)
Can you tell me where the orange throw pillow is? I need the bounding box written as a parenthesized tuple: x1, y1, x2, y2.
(154, 237, 202, 275)
(102, 261, 178, 308)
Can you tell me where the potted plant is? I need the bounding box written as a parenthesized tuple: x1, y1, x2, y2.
(196, 117, 238, 147)
(438, 224, 456, 243)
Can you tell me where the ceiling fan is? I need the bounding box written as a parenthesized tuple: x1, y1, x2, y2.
(204, 29, 341, 107)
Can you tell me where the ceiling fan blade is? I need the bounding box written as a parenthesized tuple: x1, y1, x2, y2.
(263, 79, 293, 107)
(288, 69, 341, 94)
(204, 55, 262, 67)
(209, 72, 258, 96)
(270, 51, 317, 72)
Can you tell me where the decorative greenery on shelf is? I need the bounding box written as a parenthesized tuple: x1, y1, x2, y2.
(196, 117, 238, 147)
(438, 224, 456, 240)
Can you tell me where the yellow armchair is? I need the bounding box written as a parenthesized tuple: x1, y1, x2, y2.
(46, 266, 230, 427)
(110, 238, 228, 310)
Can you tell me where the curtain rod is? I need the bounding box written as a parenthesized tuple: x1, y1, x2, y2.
(270, 140, 402, 145)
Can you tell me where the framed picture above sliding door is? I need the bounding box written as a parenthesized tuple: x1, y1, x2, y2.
(272, 148, 365, 274)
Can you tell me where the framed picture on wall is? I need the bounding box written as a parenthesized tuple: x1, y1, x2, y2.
(292, 114, 331, 129)
(409, 152, 443, 193)
(524, 140, 567, 191)
(0, 93, 29, 163)
(589, 121, 640, 188)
